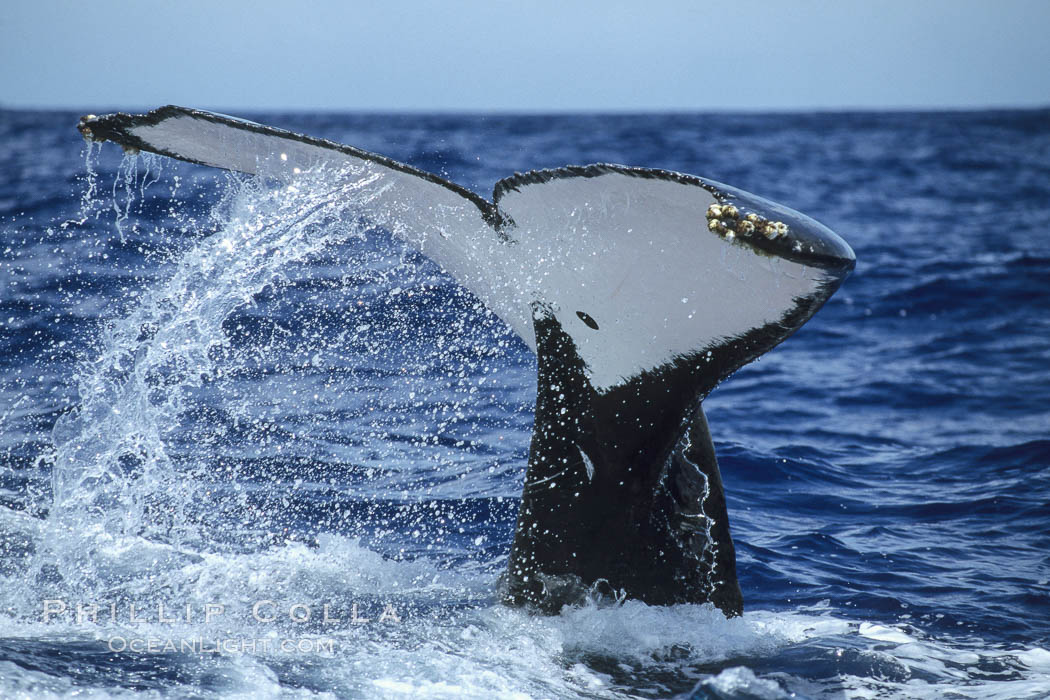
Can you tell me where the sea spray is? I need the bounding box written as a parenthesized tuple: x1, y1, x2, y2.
(48, 163, 387, 546)
(33, 155, 527, 607)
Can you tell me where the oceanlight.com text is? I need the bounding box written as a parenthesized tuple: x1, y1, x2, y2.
(107, 636, 339, 655)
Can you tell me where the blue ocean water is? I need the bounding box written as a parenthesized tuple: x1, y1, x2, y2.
(0, 108, 1048, 698)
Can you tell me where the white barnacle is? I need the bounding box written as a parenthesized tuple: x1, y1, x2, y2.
(763, 222, 779, 239)
(775, 221, 789, 236)
(737, 220, 755, 235)
(707, 218, 722, 233)
(722, 204, 739, 219)
(707, 203, 722, 219)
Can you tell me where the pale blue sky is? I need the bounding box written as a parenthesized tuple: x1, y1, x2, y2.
(4, 0, 1049, 112)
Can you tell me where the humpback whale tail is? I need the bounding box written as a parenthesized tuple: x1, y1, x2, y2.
(78, 107, 855, 617)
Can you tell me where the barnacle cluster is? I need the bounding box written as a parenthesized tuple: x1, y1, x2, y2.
(706, 203, 789, 242)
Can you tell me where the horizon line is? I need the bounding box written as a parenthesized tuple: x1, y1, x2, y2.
(2, 102, 1048, 117)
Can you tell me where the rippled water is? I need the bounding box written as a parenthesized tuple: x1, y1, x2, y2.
(1, 109, 1048, 698)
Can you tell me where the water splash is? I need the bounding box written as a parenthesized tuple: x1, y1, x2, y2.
(28, 156, 529, 614)
(48, 164, 391, 543)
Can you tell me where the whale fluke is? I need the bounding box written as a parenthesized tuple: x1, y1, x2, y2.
(78, 107, 855, 617)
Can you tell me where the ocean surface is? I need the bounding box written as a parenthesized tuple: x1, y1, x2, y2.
(0, 108, 1048, 699)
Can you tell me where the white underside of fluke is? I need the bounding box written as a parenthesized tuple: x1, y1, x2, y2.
(494, 174, 831, 390)
(111, 109, 838, 392)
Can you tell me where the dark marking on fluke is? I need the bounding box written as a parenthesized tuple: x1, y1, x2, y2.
(76, 106, 856, 619)
(575, 310, 599, 330)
